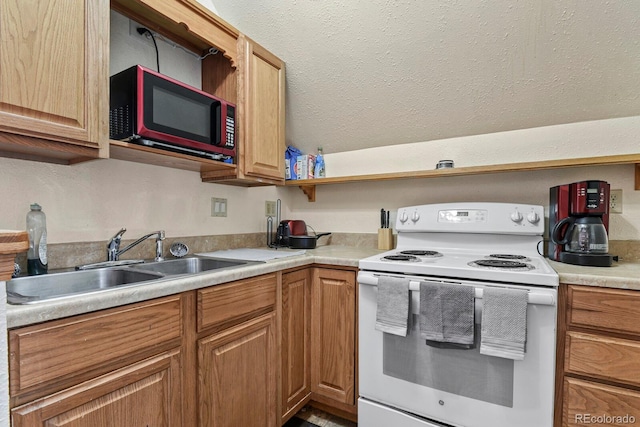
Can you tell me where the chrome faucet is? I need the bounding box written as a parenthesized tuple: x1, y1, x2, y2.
(107, 228, 165, 262)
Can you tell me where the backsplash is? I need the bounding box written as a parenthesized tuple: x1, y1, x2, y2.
(14, 232, 370, 272)
(13, 233, 637, 273)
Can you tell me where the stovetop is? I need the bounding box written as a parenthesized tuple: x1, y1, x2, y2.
(360, 248, 558, 287)
(358, 202, 559, 287)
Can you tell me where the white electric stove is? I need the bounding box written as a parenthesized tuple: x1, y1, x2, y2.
(358, 202, 559, 427)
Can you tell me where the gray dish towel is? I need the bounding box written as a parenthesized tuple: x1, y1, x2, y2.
(419, 282, 475, 345)
(480, 287, 528, 360)
(375, 276, 411, 336)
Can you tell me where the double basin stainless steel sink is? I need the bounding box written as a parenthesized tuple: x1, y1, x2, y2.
(7, 257, 258, 305)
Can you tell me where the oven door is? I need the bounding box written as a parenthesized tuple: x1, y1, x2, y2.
(358, 271, 557, 427)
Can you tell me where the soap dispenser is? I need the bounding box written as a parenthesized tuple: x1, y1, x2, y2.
(26, 203, 48, 275)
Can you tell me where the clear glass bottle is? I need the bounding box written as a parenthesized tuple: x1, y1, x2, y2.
(314, 147, 326, 178)
(26, 203, 48, 275)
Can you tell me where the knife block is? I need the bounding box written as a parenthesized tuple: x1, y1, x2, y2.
(378, 228, 393, 250)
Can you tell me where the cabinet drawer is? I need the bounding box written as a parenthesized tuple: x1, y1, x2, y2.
(565, 331, 640, 387)
(9, 295, 183, 396)
(563, 377, 640, 426)
(568, 285, 640, 335)
(197, 273, 276, 332)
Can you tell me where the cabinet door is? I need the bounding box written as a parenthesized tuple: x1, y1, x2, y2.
(0, 0, 108, 159)
(282, 268, 312, 421)
(11, 349, 183, 426)
(198, 312, 277, 427)
(311, 268, 356, 406)
(238, 34, 285, 182)
(563, 377, 640, 427)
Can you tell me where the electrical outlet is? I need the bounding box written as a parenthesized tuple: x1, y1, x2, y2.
(610, 189, 623, 214)
(129, 20, 152, 41)
(265, 201, 277, 217)
(211, 197, 227, 217)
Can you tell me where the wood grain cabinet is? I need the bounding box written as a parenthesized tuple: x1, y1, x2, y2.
(0, 0, 109, 163)
(9, 294, 186, 426)
(281, 268, 312, 423)
(556, 285, 640, 426)
(197, 273, 278, 427)
(310, 267, 357, 418)
(201, 34, 286, 185)
(112, 0, 285, 185)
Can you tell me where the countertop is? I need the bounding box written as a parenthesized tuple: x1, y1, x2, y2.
(6, 245, 382, 329)
(550, 259, 640, 291)
(7, 245, 640, 329)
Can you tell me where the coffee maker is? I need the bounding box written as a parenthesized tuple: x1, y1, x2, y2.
(549, 180, 614, 267)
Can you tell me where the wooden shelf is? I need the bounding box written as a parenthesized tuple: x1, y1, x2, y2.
(109, 139, 237, 174)
(286, 154, 640, 202)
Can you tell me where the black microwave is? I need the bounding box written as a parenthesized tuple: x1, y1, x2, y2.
(109, 65, 235, 160)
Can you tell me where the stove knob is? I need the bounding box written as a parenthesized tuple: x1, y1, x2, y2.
(399, 211, 409, 223)
(510, 210, 523, 222)
(527, 211, 540, 224)
(411, 211, 420, 223)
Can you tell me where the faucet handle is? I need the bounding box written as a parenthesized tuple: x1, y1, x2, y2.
(107, 228, 127, 261)
(110, 228, 127, 242)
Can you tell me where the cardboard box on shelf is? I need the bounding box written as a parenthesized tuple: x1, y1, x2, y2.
(296, 154, 315, 179)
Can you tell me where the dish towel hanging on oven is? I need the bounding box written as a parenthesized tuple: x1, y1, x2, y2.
(480, 287, 528, 360)
(419, 282, 475, 345)
(375, 276, 411, 336)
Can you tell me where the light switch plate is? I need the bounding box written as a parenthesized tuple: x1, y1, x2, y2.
(265, 201, 277, 217)
(211, 197, 227, 217)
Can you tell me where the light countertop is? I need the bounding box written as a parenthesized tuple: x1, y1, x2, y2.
(6, 245, 382, 329)
(550, 259, 640, 291)
(7, 245, 640, 329)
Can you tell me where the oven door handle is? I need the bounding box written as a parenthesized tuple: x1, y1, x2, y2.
(357, 272, 556, 306)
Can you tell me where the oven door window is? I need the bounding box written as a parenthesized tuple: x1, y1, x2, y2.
(383, 312, 514, 407)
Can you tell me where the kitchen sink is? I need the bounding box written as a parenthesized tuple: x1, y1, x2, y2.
(6, 268, 164, 305)
(128, 256, 251, 275)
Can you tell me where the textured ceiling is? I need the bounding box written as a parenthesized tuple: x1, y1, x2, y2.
(204, 0, 640, 156)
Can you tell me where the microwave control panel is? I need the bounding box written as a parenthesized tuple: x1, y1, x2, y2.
(224, 105, 235, 149)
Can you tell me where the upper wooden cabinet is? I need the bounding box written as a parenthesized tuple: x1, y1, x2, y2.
(201, 34, 286, 185)
(0, 0, 109, 163)
(112, 0, 286, 185)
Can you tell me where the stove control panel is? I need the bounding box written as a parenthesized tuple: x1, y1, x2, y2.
(438, 209, 486, 223)
(395, 202, 545, 235)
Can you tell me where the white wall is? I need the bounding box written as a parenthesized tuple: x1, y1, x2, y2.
(1, 10, 638, 246)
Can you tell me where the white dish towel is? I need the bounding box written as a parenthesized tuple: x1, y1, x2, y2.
(375, 276, 411, 337)
(480, 287, 528, 360)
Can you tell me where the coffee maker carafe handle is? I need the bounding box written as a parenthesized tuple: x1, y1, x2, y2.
(551, 217, 575, 245)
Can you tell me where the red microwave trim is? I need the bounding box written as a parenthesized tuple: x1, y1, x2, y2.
(133, 65, 236, 157)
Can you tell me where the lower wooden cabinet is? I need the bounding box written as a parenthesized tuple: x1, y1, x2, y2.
(12, 349, 183, 426)
(556, 284, 640, 427)
(8, 267, 358, 426)
(196, 273, 278, 427)
(9, 294, 187, 425)
(281, 268, 312, 422)
(198, 312, 277, 427)
(563, 377, 640, 426)
(310, 267, 357, 414)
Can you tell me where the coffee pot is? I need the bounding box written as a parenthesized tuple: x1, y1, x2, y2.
(551, 216, 609, 255)
(549, 180, 614, 267)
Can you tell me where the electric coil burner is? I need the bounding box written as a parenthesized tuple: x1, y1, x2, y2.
(382, 254, 420, 262)
(468, 259, 535, 271)
(489, 254, 530, 261)
(358, 202, 559, 427)
(399, 250, 443, 257)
